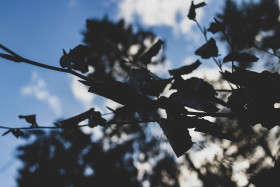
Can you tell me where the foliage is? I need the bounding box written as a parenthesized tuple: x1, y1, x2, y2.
(1, 0, 280, 186)
(16, 126, 180, 187)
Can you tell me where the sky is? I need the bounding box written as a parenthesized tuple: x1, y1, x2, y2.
(0, 0, 226, 186)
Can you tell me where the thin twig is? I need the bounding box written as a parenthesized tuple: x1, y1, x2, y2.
(215, 89, 236, 92)
(194, 20, 223, 72)
(0, 110, 245, 132)
(254, 45, 280, 59)
(187, 111, 241, 118)
(0, 43, 93, 83)
(222, 30, 235, 73)
(195, 20, 207, 41)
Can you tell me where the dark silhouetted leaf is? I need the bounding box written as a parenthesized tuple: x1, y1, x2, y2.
(195, 38, 218, 59)
(170, 75, 185, 90)
(18, 115, 38, 128)
(158, 118, 193, 157)
(128, 68, 171, 97)
(168, 60, 201, 76)
(223, 52, 259, 63)
(227, 88, 253, 112)
(2, 129, 12, 136)
(88, 109, 106, 128)
(207, 18, 226, 34)
(222, 66, 280, 103)
(188, 1, 207, 20)
(60, 45, 90, 73)
(59, 108, 102, 129)
(193, 117, 235, 141)
(243, 99, 280, 129)
(11, 129, 24, 138)
(106, 106, 136, 123)
(170, 77, 220, 112)
(138, 39, 164, 65)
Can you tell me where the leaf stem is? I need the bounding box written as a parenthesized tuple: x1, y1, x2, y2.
(254, 45, 280, 59)
(194, 20, 223, 72)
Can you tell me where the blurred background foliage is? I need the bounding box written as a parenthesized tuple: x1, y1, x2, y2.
(15, 0, 280, 186)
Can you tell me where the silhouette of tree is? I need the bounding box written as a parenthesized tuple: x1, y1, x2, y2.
(16, 126, 180, 187)
(83, 17, 164, 82)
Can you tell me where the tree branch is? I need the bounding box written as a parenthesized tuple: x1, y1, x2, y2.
(0, 43, 93, 82)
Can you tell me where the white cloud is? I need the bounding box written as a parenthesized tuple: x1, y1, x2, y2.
(147, 59, 172, 78)
(71, 76, 95, 110)
(21, 72, 62, 116)
(67, 0, 78, 8)
(118, 0, 210, 35)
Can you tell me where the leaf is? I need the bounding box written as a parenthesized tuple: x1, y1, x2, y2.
(195, 38, 218, 59)
(221, 66, 258, 87)
(78, 80, 92, 86)
(18, 115, 38, 128)
(158, 118, 193, 157)
(227, 88, 253, 112)
(243, 99, 279, 129)
(2, 129, 12, 136)
(168, 60, 201, 76)
(59, 45, 90, 73)
(207, 18, 226, 34)
(170, 75, 185, 90)
(188, 1, 206, 20)
(223, 52, 259, 63)
(88, 109, 106, 128)
(222, 66, 280, 103)
(0, 53, 21, 62)
(170, 77, 219, 112)
(193, 118, 235, 141)
(128, 68, 171, 97)
(11, 129, 24, 138)
(106, 106, 136, 122)
(138, 39, 164, 65)
(58, 108, 104, 129)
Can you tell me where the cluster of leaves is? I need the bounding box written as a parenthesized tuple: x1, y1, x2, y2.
(1, 0, 280, 161)
(1, 1, 280, 186)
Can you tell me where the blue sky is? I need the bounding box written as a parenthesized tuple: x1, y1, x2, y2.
(0, 0, 225, 186)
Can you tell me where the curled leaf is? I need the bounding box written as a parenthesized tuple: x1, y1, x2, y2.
(60, 45, 90, 73)
(188, 1, 207, 20)
(195, 38, 218, 59)
(222, 66, 280, 103)
(106, 106, 136, 122)
(170, 75, 185, 90)
(158, 118, 193, 157)
(168, 60, 201, 76)
(138, 39, 164, 65)
(207, 18, 226, 34)
(129, 68, 171, 97)
(59, 108, 101, 129)
(193, 118, 235, 141)
(170, 77, 220, 112)
(223, 52, 259, 63)
(88, 109, 106, 128)
(227, 88, 253, 112)
(18, 115, 38, 128)
(11, 129, 24, 138)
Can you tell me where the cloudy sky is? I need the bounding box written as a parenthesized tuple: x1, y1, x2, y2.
(0, 0, 225, 186)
